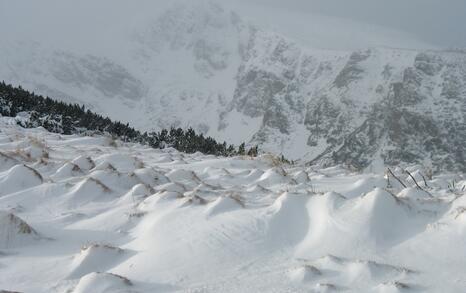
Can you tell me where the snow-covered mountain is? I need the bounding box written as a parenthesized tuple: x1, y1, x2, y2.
(1, 0, 465, 171)
(0, 116, 465, 292)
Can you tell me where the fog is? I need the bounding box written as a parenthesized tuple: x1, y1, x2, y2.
(0, 0, 464, 50)
(237, 0, 466, 48)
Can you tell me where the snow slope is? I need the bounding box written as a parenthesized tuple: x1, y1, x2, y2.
(1, 0, 464, 171)
(0, 117, 465, 292)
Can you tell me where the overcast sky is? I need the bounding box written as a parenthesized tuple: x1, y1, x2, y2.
(1, 0, 465, 50)
(237, 0, 466, 48)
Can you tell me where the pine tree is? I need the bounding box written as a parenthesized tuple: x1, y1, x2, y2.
(238, 143, 246, 155)
(0, 82, 249, 158)
(247, 145, 259, 157)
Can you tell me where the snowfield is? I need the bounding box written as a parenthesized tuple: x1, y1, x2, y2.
(0, 117, 465, 293)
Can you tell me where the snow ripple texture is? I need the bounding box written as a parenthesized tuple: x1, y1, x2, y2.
(0, 118, 465, 292)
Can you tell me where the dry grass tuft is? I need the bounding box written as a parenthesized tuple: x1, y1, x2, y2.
(106, 163, 117, 172)
(453, 206, 466, 219)
(384, 281, 411, 290)
(228, 193, 246, 208)
(0, 151, 19, 163)
(7, 213, 37, 235)
(80, 243, 123, 253)
(27, 136, 47, 148)
(105, 272, 132, 286)
(23, 165, 44, 182)
(135, 158, 145, 169)
(10, 147, 31, 162)
(88, 177, 112, 193)
(262, 153, 293, 168)
(71, 163, 82, 173)
(86, 157, 96, 169)
(107, 137, 118, 148)
(128, 211, 147, 218)
(187, 195, 209, 205)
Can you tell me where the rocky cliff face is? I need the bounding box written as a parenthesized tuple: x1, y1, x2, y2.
(325, 51, 466, 172)
(1, 2, 464, 172)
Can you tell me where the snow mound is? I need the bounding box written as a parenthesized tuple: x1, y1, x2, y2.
(90, 169, 141, 191)
(68, 244, 125, 279)
(298, 188, 421, 255)
(71, 156, 96, 171)
(0, 211, 39, 248)
(205, 196, 244, 217)
(153, 155, 173, 163)
(65, 178, 113, 206)
(287, 265, 322, 283)
(119, 184, 153, 204)
(266, 193, 310, 245)
(359, 188, 403, 213)
(343, 176, 387, 198)
(0, 152, 19, 172)
(94, 153, 143, 173)
(141, 191, 182, 209)
(246, 184, 270, 194)
(180, 194, 209, 207)
(397, 187, 432, 201)
(72, 272, 132, 293)
(293, 170, 311, 184)
(193, 182, 222, 193)
(351, 188, 413, 247)
(53, 162, 83, 179)
(0, 119, 464, 292)
(166, 169, 200, 184)
(131, 168, 169, 187)
(376, 281, 414, 293)
(22, 143, 49, 161)
(256, 167, 289, 187)
(92, 161, 119, 173)
(244, 169, 264, 181)
(314, 283, 342, 292)
(323, 191, 347, 203)
(308, 255, 415, 290)
(0, 165, 43, 196)
(154, 182, 186, 193)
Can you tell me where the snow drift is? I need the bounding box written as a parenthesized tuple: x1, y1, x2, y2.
(0, 118, 464, 292)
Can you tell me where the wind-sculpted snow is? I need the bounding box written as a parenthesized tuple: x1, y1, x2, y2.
(0, 118, 465, 292)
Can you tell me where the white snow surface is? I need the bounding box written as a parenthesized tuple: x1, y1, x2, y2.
(0, 118, 465, 292)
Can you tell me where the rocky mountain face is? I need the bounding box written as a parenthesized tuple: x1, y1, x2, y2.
(1, 1, 465, 172)
(325, 52, 466, 172)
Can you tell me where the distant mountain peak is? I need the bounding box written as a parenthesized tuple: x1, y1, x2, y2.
(1, 1, 465, 172)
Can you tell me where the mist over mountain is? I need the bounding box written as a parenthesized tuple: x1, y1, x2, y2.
(237, 0, 466, 48)
(0, 0, 465, 172)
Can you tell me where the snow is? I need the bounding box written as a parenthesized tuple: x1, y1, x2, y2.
(67, 244, 126, 279)
(205, 196, 244, 217)
(0, 211, 40, 249)
(0, 164, 43, 196)
(1, 0, 459, 165)
(71, 272, 133, 293)
(0, 119, 465, 292)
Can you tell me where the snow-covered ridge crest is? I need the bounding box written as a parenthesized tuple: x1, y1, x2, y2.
(0, 117, 465, 292)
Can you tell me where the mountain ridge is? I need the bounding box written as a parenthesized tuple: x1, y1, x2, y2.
(0, 1, 464, 172)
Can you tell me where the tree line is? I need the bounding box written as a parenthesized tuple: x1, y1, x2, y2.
(0, 82, 258, 157)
